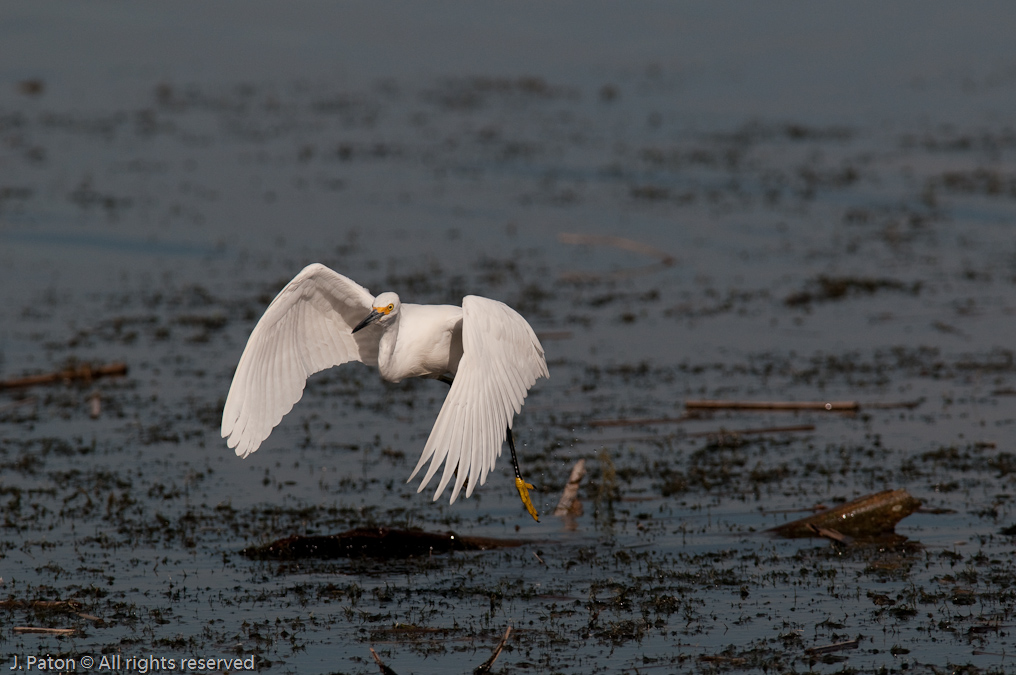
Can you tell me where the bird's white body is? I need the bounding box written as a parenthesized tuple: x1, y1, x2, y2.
(221, 263, 548, 505)
(375, 303, 463, 383)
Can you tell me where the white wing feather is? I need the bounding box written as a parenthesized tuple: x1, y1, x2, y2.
(221, 263, 380, 458)
(408, 295, 549, 503)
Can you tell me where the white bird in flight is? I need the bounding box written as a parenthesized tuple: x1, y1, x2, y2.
(221, 263, 549, 520)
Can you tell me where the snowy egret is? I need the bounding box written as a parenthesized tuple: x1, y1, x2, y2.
(221, 263, 549, 520)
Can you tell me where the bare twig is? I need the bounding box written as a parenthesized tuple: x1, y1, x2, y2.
(370, 648, 398, 675)
(13, 626, 76, 635)
(474, 626, 512, 675)
(553, 459, 587, 517)
(0, 362, 127, 390)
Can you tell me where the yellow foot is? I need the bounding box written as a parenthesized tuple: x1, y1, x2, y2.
(515, 476, 539, 522)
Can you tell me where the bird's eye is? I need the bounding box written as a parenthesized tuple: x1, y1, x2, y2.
(387, 303, 394, 311)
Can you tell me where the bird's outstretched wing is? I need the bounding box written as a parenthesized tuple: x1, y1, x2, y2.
(409, 296, 549, 503)
(221, 263, 380, 458)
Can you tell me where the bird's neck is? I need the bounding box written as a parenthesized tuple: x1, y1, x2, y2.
(376, 316, 401, 382)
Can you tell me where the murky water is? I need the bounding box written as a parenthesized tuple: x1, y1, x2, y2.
(2, 4, 1016, 674)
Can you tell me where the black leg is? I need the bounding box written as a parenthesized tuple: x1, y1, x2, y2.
(507, 425, 539, 522)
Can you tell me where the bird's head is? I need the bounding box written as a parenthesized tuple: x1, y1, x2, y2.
(352, 292, 401, 333)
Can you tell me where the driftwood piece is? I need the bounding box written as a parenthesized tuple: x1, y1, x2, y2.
(0, 362, 127, 390)
(768, 489, 921, 539)
(243, 527, 525, 560)
(553, 459, 587, 517)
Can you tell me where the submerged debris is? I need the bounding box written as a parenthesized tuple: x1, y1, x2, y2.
(769, 489, 922, 539)
(243, 527, 526, 560)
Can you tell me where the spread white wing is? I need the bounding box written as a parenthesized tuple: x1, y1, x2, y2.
(408, 295, 549, 503)
(221, 263, 381, 458)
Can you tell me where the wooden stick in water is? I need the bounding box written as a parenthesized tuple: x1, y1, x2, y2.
(474, 626, 513, 674)
(553, 459, 587, 517)
(369, 648, 398, 675)
(13, 626, 77, 635)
